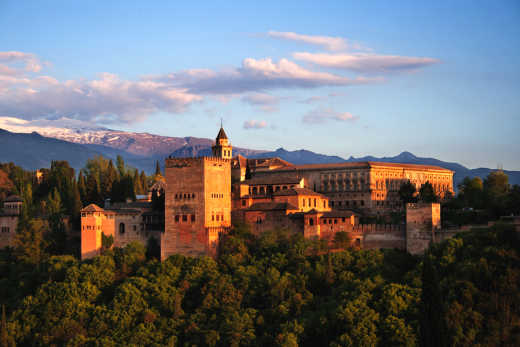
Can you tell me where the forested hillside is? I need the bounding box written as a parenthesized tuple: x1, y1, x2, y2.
(1, 223, 518, 346)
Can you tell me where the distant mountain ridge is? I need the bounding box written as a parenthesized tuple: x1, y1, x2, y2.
(0, 125, 518, 189)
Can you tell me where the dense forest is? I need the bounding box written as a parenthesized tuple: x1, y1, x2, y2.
(1, 223, 518, 346)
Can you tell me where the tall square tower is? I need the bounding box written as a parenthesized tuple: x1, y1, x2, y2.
(162, 127, 232, 259)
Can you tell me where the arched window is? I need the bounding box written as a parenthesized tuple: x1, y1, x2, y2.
(119, 223, 125, 234)
(309, 218, 314, 226)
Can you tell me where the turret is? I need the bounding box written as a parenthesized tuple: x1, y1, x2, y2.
(212, 125, 232, 159)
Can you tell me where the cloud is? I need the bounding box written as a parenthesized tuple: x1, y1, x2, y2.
(299, 95, 325, 104)
(241, 92, 283, 112)
(268, 31, 349, 51)
(157, 57, 373, 94)
(243, 119, 268, 129)
(302, 107, 358, 124)
(293, 52, 440, 73)
(0, 51, 379, 125)
(0, 70, 201, 124)
(0, 51, 42, 72)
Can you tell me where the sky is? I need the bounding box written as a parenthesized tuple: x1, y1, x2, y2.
(0, 0, 519, 169)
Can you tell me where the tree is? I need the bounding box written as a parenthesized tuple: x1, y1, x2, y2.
(399, 180, 417, 204)
(483, 170, 509, 217)
(101, 160, 118, 198)
(458, 177, 483, 208)
(155, 160, 162, 177)
(116, 155, 126, 177)
(85, 173, 101, 205)
(45, 188, 67, 255)
(418, 181, 438, 203)
(420, 255, 445, 347)
(77, 171, 87, 204)
(14, 219, 49, 266)
(133, 169, 143, 195)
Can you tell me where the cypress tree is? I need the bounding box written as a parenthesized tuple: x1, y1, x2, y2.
(133, 169, 143, 195)
(116, 155, 126, 177)
(140, 171, 148, 193)
(77, 171, 87, 205)
(86, 173, 101, 205)
(102, 160, 118, 198)
(155, 160, 162, 176)
(245, 160, 252, 180)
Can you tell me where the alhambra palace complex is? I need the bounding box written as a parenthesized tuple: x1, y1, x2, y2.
(79, 126, 459, 260)
(0, 126, 460, 259)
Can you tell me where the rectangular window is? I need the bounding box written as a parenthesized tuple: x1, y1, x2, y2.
(191, 214, 195, 222)
(175, 215, 180, 222)
(182, 215, 187, 222)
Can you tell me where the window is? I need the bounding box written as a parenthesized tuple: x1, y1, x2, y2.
(133, 225, 137, 231)
(303, 199, 306, 207)
(212, 215, 215, 221)
(342, 217, 345, 222)
(308, 198, 311, 206)
(309, 218, 314, 226)
(175, 215, 180, 222)
(1, 227, 9, 233)
(314, 198, 316, 207)
(119, 223, 125, 234)
(334, 219, 338, 224)
(242, 200, 246, 206)
(191, 214, 196, 222)
(182, 215, 187, 222)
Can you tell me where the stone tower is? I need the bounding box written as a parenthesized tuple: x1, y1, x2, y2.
(162, 127, 232, 260)
(405, 203, 441, 255)
(212, 126, 232, 159)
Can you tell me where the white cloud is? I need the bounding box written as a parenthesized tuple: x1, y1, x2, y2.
(243, 119, 268, 129)
(157, 57, 372, 94)
(268, 31, 349, 51)
(293, 52, 440, 73)
(0, 51, 42, 72)
(302, 107, 358, 124)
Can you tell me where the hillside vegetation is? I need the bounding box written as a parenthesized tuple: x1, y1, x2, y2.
(1, 223, 518, 346)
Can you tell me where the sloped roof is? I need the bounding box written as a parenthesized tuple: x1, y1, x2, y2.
(273, 187, 327, 197)
(247, 202, 298, 211)
(81, 204, 104, 212)
(244, 174, 303, 185)
(216, 127, 228, 140)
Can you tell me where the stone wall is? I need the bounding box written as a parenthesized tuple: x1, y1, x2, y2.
(0, 215, 18, 248)
(406, 203, 441, 254)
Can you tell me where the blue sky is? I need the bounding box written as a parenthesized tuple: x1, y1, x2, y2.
(1, 0, 519, 169)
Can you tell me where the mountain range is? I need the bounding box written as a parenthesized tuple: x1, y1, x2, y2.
(0, 118, 518, 189)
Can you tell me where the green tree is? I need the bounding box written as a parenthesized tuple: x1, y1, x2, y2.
(483, 170, 509, 217)
(1, 305, 7, 347)
(101, 160, 118, 198)
(420, 255, 445, 347)
(399, 180, 417, 204)
(14, 219, 49, 266)
(116, 155, 126, 177)
(333, 231, 351, 249)
(418, 181, 438, 203)
(458, 176, 484, 208)
(77, 171, 87, 204)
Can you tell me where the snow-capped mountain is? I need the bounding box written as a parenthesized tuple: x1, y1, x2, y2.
(0, 117, 216, 157)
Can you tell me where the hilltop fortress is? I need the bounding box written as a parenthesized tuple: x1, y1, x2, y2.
(79, 126, 456, 260)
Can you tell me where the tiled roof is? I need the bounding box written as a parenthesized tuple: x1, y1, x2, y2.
(244, 174, 303, 185)
(81, 204, 104, 212)
(216, 127, 228, 140)
(273, 187, 327, 197)
(247, 202, 298, 211)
